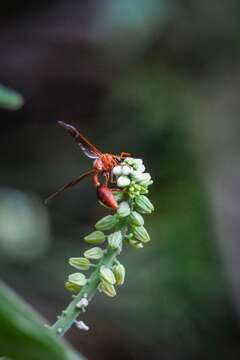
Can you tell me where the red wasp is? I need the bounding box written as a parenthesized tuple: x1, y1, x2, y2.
(45, 121, 131, 210)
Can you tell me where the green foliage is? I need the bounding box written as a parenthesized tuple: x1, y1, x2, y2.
(0, 281, 84, 360)
(0, 85, 24, 110)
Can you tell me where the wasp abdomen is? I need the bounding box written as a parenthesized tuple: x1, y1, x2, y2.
(97, 184, 118, 210)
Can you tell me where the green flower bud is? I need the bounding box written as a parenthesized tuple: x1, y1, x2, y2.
(112, 264, 125, 285)
(95, 215, 118, 231)
(99, 280, 116, 297)
(140, 179, 153, 187)
(132, 172, 150, 184)
(132, 226, 150, 243)
(125, 233, 134, 241)
(108, 231, 122, 251)
(84, 230, 106, 244)
(139, 187, 148, 194)
(129, 239, 144, 249)
(123, 157, 134, 166)
(128, 211, 144, 226)
(84, 247, 104, 260)
(117, 201, 131, 218)
(112, 190, 124, 202)
(65, 281, 81, 293)
(134, 195, 154, 214)
(69, 257, 90, 271)
(100, 265, 116, 285)
(68, 273, 87, 286)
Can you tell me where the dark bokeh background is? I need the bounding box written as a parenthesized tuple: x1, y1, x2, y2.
(1, 1, 240, 359)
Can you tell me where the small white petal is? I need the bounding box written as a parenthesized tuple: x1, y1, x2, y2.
(117, 176, 131, 188)
(140, 173, 151, 182)
(75, 320, 89, 331)
(122, 165, 132, 176)
(113, 165, 122, 176)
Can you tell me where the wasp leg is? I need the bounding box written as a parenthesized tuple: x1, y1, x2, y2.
(120, 152, 131, 158)
(111, 188, 124, 192)
(110, 171, 117, 184)
(102, 172, 110, 185)
(45, 170, 94, 204)
(93, 174, 101, 187)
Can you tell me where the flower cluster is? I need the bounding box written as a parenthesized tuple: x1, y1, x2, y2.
(65, 157, 154, 299)
(113, 157, 152, 194)
(52, 157, 154, 335)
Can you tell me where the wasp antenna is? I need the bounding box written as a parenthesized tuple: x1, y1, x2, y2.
(58, 121, 72, 130)
(58, 121, 79, 139)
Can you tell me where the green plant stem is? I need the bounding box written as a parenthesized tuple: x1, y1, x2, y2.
(51, 248, 119, 336)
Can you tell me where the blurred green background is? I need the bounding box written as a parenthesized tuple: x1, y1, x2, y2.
(1, 1, 240, 359)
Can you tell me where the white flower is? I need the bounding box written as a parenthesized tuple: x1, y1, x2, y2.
(139, 173, 151, 183)
(137, 164, 145, 173)
(117, 176, 131, 188)
(134, 158, 143, 166)
(112, 165, 122, 176)
(131, 172, 151, 183)
(131, 159, 145, 173)
(76, 298, 89, 311)
(122, 165, 132, 175)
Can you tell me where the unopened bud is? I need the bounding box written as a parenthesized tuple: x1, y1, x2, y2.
(112, 264, 125, 285)
(100, 265, 116, 285)
(112, 165, 122, 176)
(132, 172, 150, 183)
(69, 257, 90, 271)
(122, 165, 132, 175)
(84, 247, 104, 260)
(132, 226, 150, 243)
(65, 281, 81, 293)
(117, 176, 131, 188)
(124, 157, 134, 166)
(129, 239, 144, 249)
(84, 230, 106, 244)
(99, 280, 116, 297)
(128, 211, 144, 226)
(108, 231, 122, 251)
(95, 215, 118, 231)
(134, 195, 154, 214)
(68, 273, 87, 286)
(112, 190, 124, 202)
(117, 201, 131, 217)
(140, 179, 153, 187)
(132, 159, 145, 173)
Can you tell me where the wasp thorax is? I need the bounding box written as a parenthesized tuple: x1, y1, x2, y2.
(93, 158, 104, 172)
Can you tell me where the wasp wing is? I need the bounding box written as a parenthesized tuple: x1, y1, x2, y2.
(58, 121, 102, 159)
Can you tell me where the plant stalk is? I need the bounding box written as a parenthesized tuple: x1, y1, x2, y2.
(51, 248, 119, 336)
